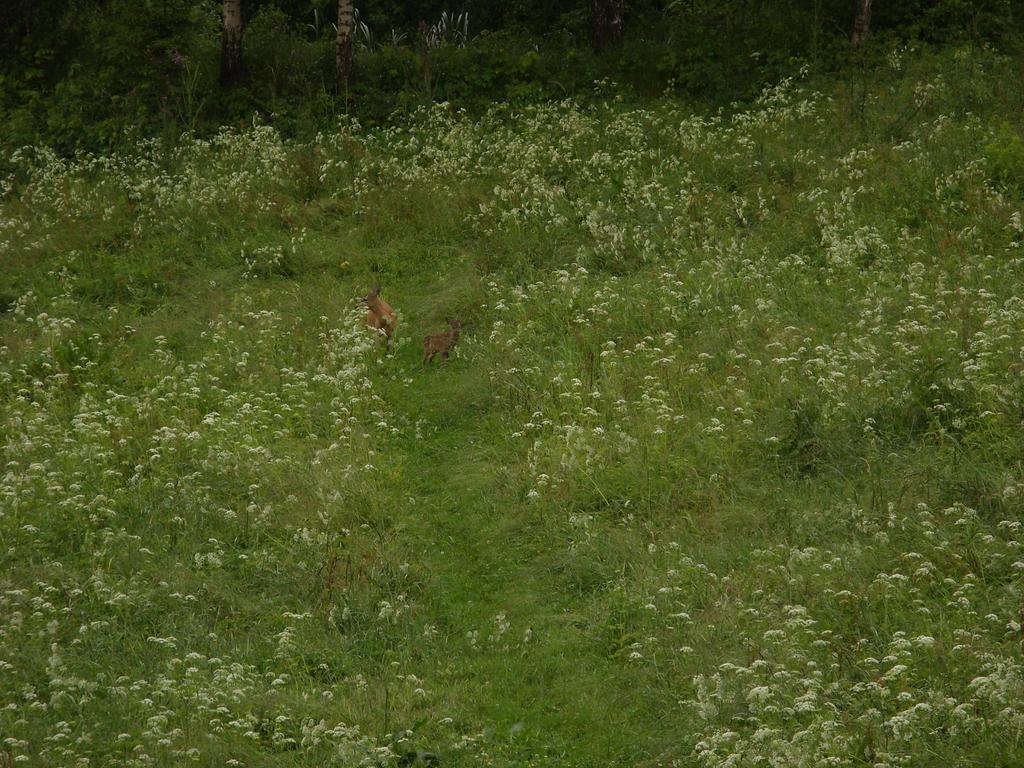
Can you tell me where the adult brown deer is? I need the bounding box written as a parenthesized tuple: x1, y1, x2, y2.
(360, 283, 397, 343)
(423, 318, 461, 366)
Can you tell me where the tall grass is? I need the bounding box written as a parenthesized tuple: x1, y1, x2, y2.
(2, 44, 1024, 766)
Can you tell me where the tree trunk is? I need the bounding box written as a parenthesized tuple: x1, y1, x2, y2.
(336, 0, 355, 93)
(592, 0, 624, 53)
(851, 0, 872, 46)
(220, 0, 244, 87)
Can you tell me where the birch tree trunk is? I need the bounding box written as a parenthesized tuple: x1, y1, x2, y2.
(220, 0, 244, 87)
(336, 0, 355, 92)
(851, 0, 872, 46)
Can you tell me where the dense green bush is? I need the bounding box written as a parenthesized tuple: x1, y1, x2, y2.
(985, 123, 1024, 191)
(0, 1, 1021, 152)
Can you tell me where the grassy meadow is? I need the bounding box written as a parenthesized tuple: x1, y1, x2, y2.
(3, 45, 1024, 766)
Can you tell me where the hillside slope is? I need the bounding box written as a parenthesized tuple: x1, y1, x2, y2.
(3, 47, 1024, 766)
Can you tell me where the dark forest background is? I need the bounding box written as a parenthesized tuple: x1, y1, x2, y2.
(1, 0, 1021, 152)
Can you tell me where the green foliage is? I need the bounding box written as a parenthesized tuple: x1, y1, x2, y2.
(2, 1, 1022, 152)
(985, 122, 1024, 191)
(243, 6, 333, 121)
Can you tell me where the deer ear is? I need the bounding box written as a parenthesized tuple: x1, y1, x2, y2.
(372, 283, 381, 296)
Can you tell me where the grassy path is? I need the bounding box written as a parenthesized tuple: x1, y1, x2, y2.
(371, 288, 665, 766)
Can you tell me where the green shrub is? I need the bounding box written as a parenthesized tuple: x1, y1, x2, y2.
(984, 122, 1024, 190)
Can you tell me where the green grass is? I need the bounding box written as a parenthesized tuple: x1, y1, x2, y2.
(3, 44, 1024, 767)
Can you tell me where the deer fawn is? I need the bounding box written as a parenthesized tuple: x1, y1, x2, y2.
(360, 283, 397, 343)
(423, 318, 461, 366)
